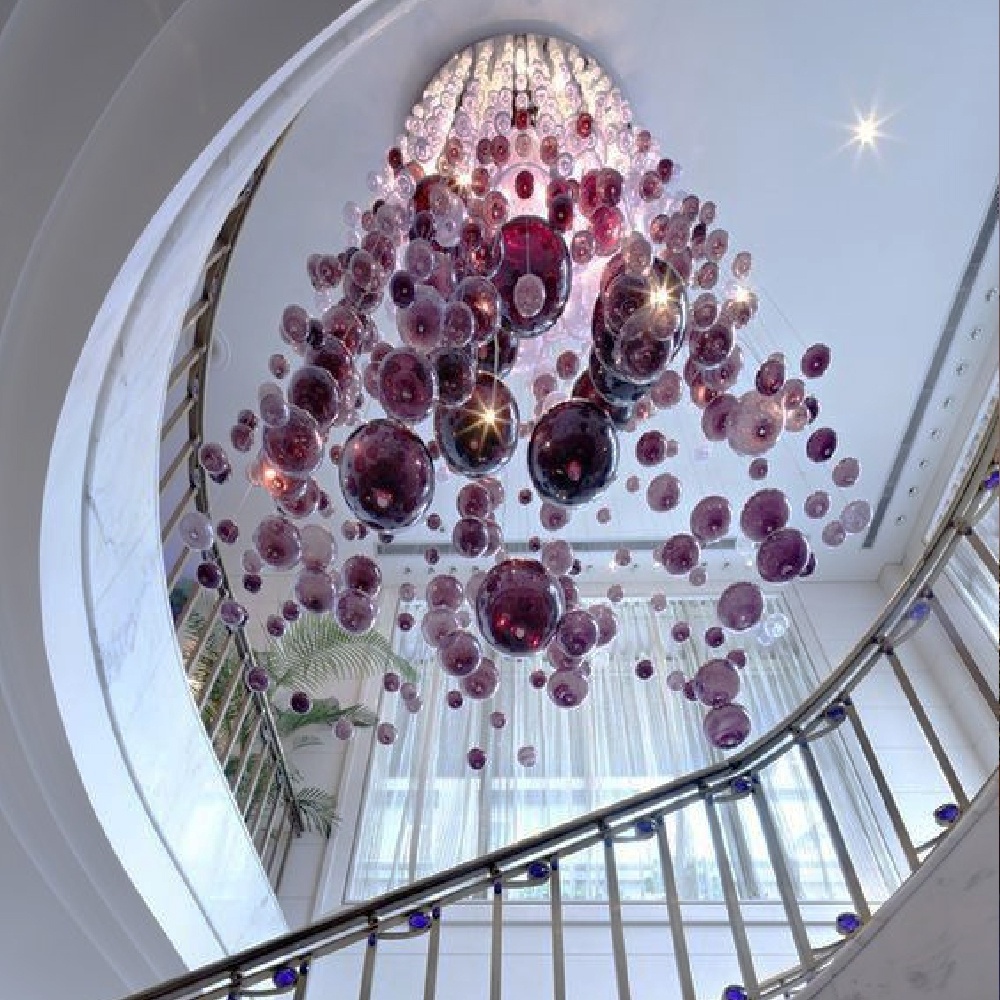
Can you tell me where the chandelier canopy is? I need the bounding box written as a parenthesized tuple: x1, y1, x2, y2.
(185, 34, 870, 767)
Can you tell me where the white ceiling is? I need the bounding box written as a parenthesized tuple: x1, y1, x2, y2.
(205, 0, 999, 608)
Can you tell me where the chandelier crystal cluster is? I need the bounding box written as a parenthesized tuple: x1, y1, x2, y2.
(187, 35, 871, 766)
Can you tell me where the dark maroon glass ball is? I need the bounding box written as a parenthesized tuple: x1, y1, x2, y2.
(527, 400, 619, 506)
(490, 215, 572, 337)
(434, 372, 519, 478)
(338, 419, 435, 530)
(475, 558, 565, 656)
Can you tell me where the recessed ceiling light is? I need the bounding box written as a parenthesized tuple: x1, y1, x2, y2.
(840, 104, 893, 158)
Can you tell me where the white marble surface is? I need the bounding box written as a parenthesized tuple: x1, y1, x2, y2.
(799, 774, 998, 1000)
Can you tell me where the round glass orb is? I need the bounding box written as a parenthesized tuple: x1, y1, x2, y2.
(333, 717, 354, 740)
(841, 499, 872, 534)
(517, 745, 538, 767)
(422, 608, 459, 647)
(289, 691, 312, 715)
(635, 658, 655, 680)
(671, 621, 691, 642)
(462, 658, 500, 699)
(832, 456, 860, 488)
(555, 608, 599, 657)
(376, 722, 397, 746)
(689, 495, 732, 543)
(434, 372, 519, 477)
(476, 559, 564, 655)
(178, 511, 214, 549)
(547, 669, 589, 708)
(635, 429, 668, 466)
(647, 472, 682, 512)
(426, 574, 464, 610)
(660, 534, 701, 575)
(541, 539, 574, 576)
(254, 515, 302, 570)
(383, 672, 401, 693)
(694, 658, 741, 706)
(717, 581, 765, 631)
(262, 406, 324, 475)
(288, 365, 340, 429)
(342, 554, 382, 596)
(245, 667, 270, 693)
(822, 520, 847, 547)
(434, 347, 477, 407)
(801, 343, 832, 378)
(703, 702, 752, 749)
(456, 482, 491, 518)
(339, 419, 435, 530)
(335, 588, 377, 634)
(740, 489, 791, 541)
(727, 391, 784, 456)
(804, 490, 831, 519)
(452, 516, 490, 557)
(378, 348, 436, 423)
(466, 747, 488, 770)
(756, 527, 810, 584)
(528, 400, 619, 506)
(294, 569, 335, 613)
(492, 216, 572, 336)
(440, 630, 482, 677)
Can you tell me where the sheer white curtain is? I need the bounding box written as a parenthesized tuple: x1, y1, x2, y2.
(347, 595, 900, 903)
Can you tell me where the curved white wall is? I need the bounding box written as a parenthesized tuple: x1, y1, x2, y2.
(0, 1, 354, 996)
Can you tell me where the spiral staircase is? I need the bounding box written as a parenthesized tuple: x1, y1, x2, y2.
(0, 4, 996, 1000)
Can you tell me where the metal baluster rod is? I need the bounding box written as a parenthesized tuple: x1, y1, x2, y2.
(930, 596, 1000, 718)
(795, 738, 871, 921)
(549, 860, 567, 1000)
(704, 793, 759, 995)
(751, 780, 814, 967)
(490, 880, 503, 1000)
(844, 699, 920, 872)
(422, 911, 441, 1000)
(602, 833, 633, 1000)
(885, 648, 970, 809)
(654, 821, 697, 1000)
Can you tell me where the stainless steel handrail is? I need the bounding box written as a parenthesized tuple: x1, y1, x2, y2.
(132, 399, 999, 1000)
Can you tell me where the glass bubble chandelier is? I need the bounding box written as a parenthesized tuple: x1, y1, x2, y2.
(191, 34, 872, 766)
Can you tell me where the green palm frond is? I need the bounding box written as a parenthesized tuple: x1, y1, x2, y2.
(273, 698, 379, 737)
(259, 612, 415, 693)
(291, 734, 324, 751)
(294, 786, 339, 837)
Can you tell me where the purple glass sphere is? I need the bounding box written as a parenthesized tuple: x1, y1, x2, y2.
(689, 495, 732, 543)
(253, 515, 302, 570)
(339, 419, 434, 530)
(439, 630, 482, 677)
(476, 559, 564, 655)
(717, 581, 765, 631)
(342, 554, 382, 596)
(528, 400, 619, 506)
(434, 372, 518, 477)
(335, 588, 377, 634)
(378, 348, 436, 423)
(646, 473, 682, 513)
(756, 527, 810, 584)
(547, 669, 589, 708)
(555, 608, 599, 657)
(660, 533, 701, 575)
(262, 406, 323, 475)
(806, 427, 838, 463)
(694, 659, 741, 707)
(462, 659, 500, 700)
(703, 702, 752, 749)
(740, 489, 790, 542)
(491, 216, 572, 337)
(452, 516, 490, 558)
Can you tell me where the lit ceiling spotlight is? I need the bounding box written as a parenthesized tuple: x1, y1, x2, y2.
(841, 105, 893, 158)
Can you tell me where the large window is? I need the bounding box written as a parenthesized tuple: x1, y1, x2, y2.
(347, 595, 899, 903)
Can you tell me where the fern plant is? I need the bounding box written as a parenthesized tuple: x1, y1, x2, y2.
(258, 611, 416, 692)
(173, 587, 414, 839)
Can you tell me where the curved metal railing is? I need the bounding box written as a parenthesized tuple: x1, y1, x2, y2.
(142, 360, 998, 1000)
(158, 147, 304, 890)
